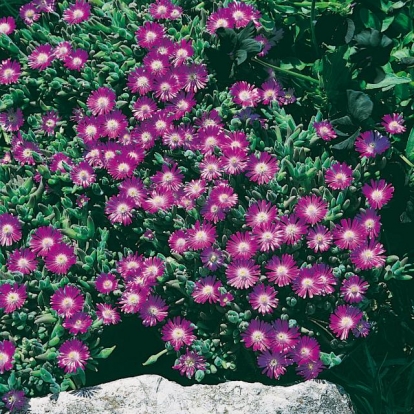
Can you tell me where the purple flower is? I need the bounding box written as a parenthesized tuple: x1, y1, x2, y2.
(0, 108, 24, 132)
(290, 336, 320, 365)
(172, 39, 194, 67)
(28, 44, 55, 71)
(57, 339, 90, 373)
(71, 161, 96, 188)
(230, 81, 260, 108)
(0, 59, 21, 85)
(0, 340, 15, 374)
(142, 189, 174, 213)
(279, 214, 308, 245)
(325, 162, 353, 190)
(245, 151, 279, 184)
(119, 177, 146, 207)
(352, 320, 371, 338)
(135, 21, 165, 49)
(381, 113, 406, 134)
(270, 319, 300, 352)
(105, 195, 134, 225)
(355, 131, 390, 158)
(229, 1, 261, 28)
(20, 3, 41, 25)
(292, 267, 324, 299)
(296, 359, 324, 380)
(362, 179, 394, 209)
(252, 223, 283, 252)
(259, 79, 284, 104)
(0, 17, 16, 35)
(173, 350, 206, 379)
(95, 273, 118, 294)
(161, 317, 196, 351)
(306, 224, 332, 253)
(200, 248, 224, 271)
(96, 303, 121, 325)
(2, 389, 27, 412)
(64, 49, 88, 71)
(329, 305, 363, 340)
(29, 226, 62, 256)
(257, 350, 292, 379)
(87, 87, 116, 116)
(107, 155, 138, 180)
(265, 254, 299, 287)
(206, 9, 235, 34)
(63, 0, 91, 25)
(356, 208, 381, 239)
(192, 276, 222, 304)
(314, 120, 337, 141)
(226, 231, 258, 260)
(51, 285, 84, 317)
(350, 240, 386, 270)
(249, 284, 279, 315)
(187, 221, 216, 250)
(295, 195, 328, 225)
(41, 110, 60, 135)
(63, 312, 92, 335)
(333, 219, 365, 250)
(139, 295, 168, 327)
(0, 283, 27, 314)
(341, 275, 369, 303)
(246, 200, 278, 229)
(241, 319, 272, 352)
(226, 259, 260, 289)
(53, 41, 72, 60)
(127, 67, 153, 95)
(7, 248, 37, 275)
(0, 213, 22, 246)
(177, 64, 208, 93)
(119, 286, 148, 314)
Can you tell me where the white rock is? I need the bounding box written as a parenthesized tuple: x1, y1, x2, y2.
(28, 375, 354, 414)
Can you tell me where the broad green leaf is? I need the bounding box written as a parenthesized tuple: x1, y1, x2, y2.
(366, 74, 411, 90)
(347, 90, 373, 122)
(405, 128, 414, 161)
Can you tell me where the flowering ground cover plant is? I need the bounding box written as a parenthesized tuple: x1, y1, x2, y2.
(0, 0, 413, 412)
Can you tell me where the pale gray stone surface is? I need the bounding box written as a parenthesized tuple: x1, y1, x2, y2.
(28, 374, 354, 414)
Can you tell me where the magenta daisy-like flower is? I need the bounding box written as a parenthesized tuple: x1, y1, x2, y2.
(0, 108, 24, 132)
(139, 295, 168, 327)
(246, 201, 277, 229)
(63, 312, 92, 335)
(296, 359, 324, 380)
(295, 195, 328, 225)
(0, 16, 16, 35)
(95, 273, 118, 294)
(41, 110, 60, 135)
(119, 177, 146, 207)
(270, 319, 300, 352)
(219, 292, 234, 306)
(206, 9, 235, 34)
(230, 81, 260, 107)
(0, 283, 27, 314)
(350, 240, 386, 270)
(313, 263, 336, 295)
(313, 120, 337, 141)
(71, 161, 96, 188)
(142, 257, 165, 279)
(107, 155, 137, 180)
(329, 305, 363, 340)
(172, 39, 194, 67)
(279, 214, 308, 245)
(221, 148, 248, 175)
(119, 287, 148, 314)
(7, 248, 37, 275)
(0, 213, 22, 246)
(265, 254, 299, 287)
(87, 87, 116, 116)
(13, 141, 41, 165)
(105, 195, 134, 225)
(362, 179, 394, 209)
(249, 284, 279, 315)
(306, 224, 332, 252)
(229, 1, 261, 28)
(178, 64, 208, 93)
(20, 3, 41, 25)
(226, 231, 258, 259)
(290, 336, 320, 365)
(356, 208, 381, 239)
(28, 44, 55, 70)
(153, 73, 180, 102)
(197, 125, 225, 154)
(62, 0, 91, 25)
(253, 223, 283, 252)
(199, 155, 222, 181)
(192, 276, 222, 304)
(117, 253, 143, 280)
(209, 184, 238, 210)
(102, 110, 128, 139)
(241, 319, 272, 352)
(195, 109, 223, 129)
(44, 243, 76, 275)
(0, 340, 15, 374)
(161, 317, 196, 351)
(166, 92, 196, 121)
(226, 259, 260, 289)
(256, 35, 273, 57)
(325, 162, 353, 190)
(152, 163, 184, 192)
(173, 350, 206, 379)
(246, 151, 279, 185)
(2, 389, 27, 413)
(64, 49, 88, 71)
(222, 130, 249, 152)
(200, 248, 224, 271)
(127, 67, 153, 95)
(183, 179, 207, 199)
(76, 116, 102, 143)
(142, 189, 174, 213)
(168, 230, 188, 254)
(29, 226, 62, 256)
(292, 267, 323, 299)
(187, 221, 217, 250)
(53, 41, 72, 60)
(149, 0, 172, 19)
(152, 111, 172, 136)
(355, 131, 390, 158)
(33, 0, 56, 13)
(132, 97, 157, 121)
(333, 218, 365, 250)
(143, 53, 170, 77)
(259, 79, 283, 105)
(51, 285, 84, 317)
(341, 275, 369, 304)
(136, 21, 165, 49)
(0, 59, 21, 85)
(201, 200, 226, 223)
(96, 303, 121, 325)
(58, 339, 90, 374)
(381, 113, 406, 134)
(352, 319, 371, 338)
(257, 350, 292, 379)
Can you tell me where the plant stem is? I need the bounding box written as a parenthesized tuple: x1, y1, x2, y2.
(253, 57, 319, 85)
(310, 0, 320, 57)
(399, 154, 414, 169)
(290, 1, 342, 8)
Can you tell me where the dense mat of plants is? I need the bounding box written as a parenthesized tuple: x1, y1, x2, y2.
(0, 0, 413, 412)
